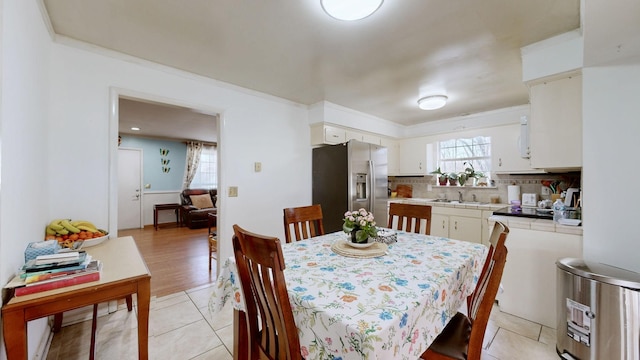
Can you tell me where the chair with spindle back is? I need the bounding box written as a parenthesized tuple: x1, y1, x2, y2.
(283, 204, 325, 243)
(420, 221, 509, 360)
(387, 202, 432, 234)
(232, 224, 303, 360)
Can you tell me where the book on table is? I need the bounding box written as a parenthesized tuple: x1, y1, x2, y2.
(22, 251, 88, 273)
(5, 259, 102, 296)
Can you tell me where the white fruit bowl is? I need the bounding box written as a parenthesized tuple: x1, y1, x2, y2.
(79, 233, 109, 248)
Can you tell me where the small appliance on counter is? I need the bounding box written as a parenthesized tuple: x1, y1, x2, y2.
(522, 193, 538, 207)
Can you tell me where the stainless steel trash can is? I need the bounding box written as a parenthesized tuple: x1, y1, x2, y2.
(556, 258, 640, 360)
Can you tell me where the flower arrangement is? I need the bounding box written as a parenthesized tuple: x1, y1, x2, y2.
(343, 208, 377, 243)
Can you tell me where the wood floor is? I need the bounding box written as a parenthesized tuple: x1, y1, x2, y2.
(117, 224, 217, 298)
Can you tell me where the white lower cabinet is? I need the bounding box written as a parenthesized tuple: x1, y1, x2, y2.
(430, 214, 449, 238)
(431, 207, 482, 243)
(495, 225, 583, 328)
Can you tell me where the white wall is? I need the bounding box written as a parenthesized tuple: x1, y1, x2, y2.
(0, 1, 52, 358)
(582, 64, 640, 271)
(581, 0, 640, 272)
(47, 40, 312, 269)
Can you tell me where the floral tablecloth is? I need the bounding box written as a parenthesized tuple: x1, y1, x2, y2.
(211, 230, 488, 360)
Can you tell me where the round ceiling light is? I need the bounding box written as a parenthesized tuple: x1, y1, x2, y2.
(321, 0, 384, 21)
(418, 95, 448, 110)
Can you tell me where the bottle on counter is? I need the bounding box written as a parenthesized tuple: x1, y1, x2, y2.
(552, 199, 566, 222)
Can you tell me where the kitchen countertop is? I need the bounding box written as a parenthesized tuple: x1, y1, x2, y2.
(388, 197, 506, 211)
(388, 198, 582, 235)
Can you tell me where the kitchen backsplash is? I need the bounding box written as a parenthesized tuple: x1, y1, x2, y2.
(389, 173, 581, 205)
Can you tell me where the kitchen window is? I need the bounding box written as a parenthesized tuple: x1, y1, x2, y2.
(190, 144, 218, 189)
(437, 136, 491, 176)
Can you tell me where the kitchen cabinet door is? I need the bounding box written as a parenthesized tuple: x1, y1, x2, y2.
(529, 74, 582, 169)
(381, 138, 400, 176)
(492, 124, 539, 174)
(430, 214, 449, 238)
(399, 138, 433, 175)
(449, 216, 482, 243)
(497, 227, 582, 328)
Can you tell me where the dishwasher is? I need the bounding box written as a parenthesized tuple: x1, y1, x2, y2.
(556, 258, 640, 360)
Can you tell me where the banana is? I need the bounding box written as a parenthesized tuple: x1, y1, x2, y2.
(60, 219, 81, 233)
(71, 221, 98, 231)
(55, 228, 69, 235)
(77, 225, 98, 232)
(48, 219, 65, 231)
(45, 226, 57, 235)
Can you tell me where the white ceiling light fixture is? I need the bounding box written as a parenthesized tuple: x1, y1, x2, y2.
(418, 95, 448, 110)
(321, 0, 384, 21)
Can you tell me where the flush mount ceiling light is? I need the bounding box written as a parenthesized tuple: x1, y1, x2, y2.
(321, 0, 384, 21)
(418, 95, 448, 110)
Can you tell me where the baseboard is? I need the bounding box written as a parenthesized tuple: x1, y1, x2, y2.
(33, 325, 54, 360)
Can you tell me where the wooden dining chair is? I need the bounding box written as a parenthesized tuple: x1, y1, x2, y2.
(232, 224, 303, 360)
(283, 204, 325, 243)
(420, 221, 509, 360)
(387, 202, 432, 235)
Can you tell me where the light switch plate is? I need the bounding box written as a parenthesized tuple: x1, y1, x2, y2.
(254, 162, 262, 172)
(228, 186, 238, 197)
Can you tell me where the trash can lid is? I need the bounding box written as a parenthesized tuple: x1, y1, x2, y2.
(557, 258, 640, 290)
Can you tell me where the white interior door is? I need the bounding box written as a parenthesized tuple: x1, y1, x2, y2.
(118, 148, 143, 229)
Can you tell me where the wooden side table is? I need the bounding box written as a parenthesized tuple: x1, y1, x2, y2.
(2, 237, 151, 360)
(154, 203, 181, 230)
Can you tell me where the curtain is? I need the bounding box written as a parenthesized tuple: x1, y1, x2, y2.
(182, 141, 203, 189)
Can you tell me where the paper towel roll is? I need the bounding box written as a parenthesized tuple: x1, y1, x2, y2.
(507, 185, 521, 204)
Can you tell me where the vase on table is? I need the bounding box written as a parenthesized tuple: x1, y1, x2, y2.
(350, 228, 369, 244)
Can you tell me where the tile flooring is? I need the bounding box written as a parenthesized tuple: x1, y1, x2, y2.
(45, 284, 560, 360)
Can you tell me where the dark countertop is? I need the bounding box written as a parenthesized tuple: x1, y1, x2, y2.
(492, 206, 554, 220)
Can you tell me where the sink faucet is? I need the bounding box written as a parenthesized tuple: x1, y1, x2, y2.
(458, 191, 463, 203)
(472, 194, 477, 202)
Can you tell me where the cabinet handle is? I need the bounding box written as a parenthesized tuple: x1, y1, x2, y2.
(499, 158, 502, 167)
(442, 220, 446, 229)
(454, 221, 458, 230)
(419, 162, 423, 170)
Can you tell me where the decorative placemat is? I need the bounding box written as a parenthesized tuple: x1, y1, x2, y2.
(331, 240, 388, 258)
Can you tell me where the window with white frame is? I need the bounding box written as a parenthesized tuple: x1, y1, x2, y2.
(189, 144, 218, 189)
(437, 136, 491, 177)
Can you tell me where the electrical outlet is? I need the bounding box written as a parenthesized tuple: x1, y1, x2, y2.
(541, 186, 550, 196)
(254, 162, 262, 172)
(228, 186, 238, 197)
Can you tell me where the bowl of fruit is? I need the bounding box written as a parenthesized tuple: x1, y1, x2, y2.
(45, 219, 109, 249)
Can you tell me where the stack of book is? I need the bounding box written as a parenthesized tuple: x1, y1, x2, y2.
(5, 251, 101, 296)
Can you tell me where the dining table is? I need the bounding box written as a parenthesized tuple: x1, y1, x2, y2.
(211, 230, 488, 360)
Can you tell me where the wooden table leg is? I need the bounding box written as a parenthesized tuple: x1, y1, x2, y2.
(233, 309, 249, 360)
(2, 307, 27, 360)
(137, 278, 151, 360)
(154, 207, 158, 231)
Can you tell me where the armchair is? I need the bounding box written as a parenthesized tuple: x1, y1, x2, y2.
(180, 189, 217, 229)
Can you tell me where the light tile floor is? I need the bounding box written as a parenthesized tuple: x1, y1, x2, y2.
(45, 284, 559, 360)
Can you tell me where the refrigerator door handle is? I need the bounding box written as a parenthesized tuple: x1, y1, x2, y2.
(369, 159, 375, 214)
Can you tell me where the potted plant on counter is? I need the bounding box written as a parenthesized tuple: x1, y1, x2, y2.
(448, 172, 458, 186)
(430, 167, 448, 186)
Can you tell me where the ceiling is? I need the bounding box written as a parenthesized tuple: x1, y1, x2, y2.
(43, 0, 580, 133)
(119, 97, 218, 143)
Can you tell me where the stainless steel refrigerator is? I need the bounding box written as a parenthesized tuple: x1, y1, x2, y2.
(312, 140, 388, 233)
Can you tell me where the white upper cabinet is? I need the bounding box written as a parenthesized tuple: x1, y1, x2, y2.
(311, 124, 382, 146)
(399, 138, 434, 175)
(529, 74, 582, 169)
(491, 123, 541, 174)
(381, 138, 400, 176)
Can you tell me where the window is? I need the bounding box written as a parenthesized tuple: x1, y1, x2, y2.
(437, 136, 491, 176)
(190, 144, 218, 189)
